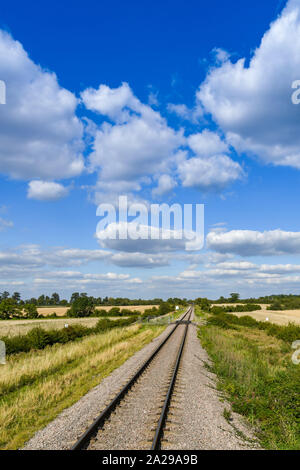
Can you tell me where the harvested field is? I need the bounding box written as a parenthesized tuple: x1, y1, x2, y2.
(36, 305, 155, 317)
(0, 317, 123, 337)
(211, 304, 300, 326)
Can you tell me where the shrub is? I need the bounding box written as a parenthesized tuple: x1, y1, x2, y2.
(207, 315, 235, 330)
(108, 307, 120, 316)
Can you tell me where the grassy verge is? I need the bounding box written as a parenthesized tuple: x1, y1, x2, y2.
(198, 316, 300, 449)
(0, 322, 165, 450)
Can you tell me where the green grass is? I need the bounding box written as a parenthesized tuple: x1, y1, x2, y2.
(198, 319, 300, 449)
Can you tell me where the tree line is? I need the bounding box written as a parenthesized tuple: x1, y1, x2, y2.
(0, 290, 187, 320)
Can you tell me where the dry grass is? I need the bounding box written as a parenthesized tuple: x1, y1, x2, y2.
(0, 317, 124, 337)
(211, 303, 300, 326)
(36, 305, 155, 317)
(0, 322, 165, 450)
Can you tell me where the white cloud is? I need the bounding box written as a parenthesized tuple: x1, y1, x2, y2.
(81, 82, 184, 196)
(167, 103, 203, 123)
(96, 222, 204, 252)
(212, 261, 256, 270)
(207, 229, 300, 256)
(0, 217, 13, 231)
(0, 245, 169, 272)
(110, 252, 170, 268)
(259, 264, 300, 274)
(211, 47, 231, 64)
(197, 1, 300, 169)
(178, 154, 243, 191)
(187, 130, 228, 157)
(0, 30, 84, 181)
(152, 174, 177, 197)
(81, 82, 137, 123)
(27, 181, 69, 201)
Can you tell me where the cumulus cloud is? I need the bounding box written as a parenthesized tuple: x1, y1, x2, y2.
(176, 129, 243, 191)
(81, 82, 184, 197)
(178, 154, 243, 191)
(0, 30, 84, 181)
(96, 222, 204, 252)
(81, 83, 184, 199)
(197, 0, 300, 169)
(187, 130, 228, 157)
(27, 181, 69, 201)
(207, 229, 300, 256)
(152, 174, 177, 197)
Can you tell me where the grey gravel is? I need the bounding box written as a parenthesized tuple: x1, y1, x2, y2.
(161, 309, 260, 450)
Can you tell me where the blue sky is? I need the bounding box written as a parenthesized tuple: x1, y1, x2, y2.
(1, 0, 300, 300)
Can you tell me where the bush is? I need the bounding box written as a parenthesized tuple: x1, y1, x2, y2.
(108, 307, 120, 316)
(207, 315, 235, 330)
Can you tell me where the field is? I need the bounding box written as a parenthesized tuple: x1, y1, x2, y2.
(212, 304, 300, 326)
(0, 317, 124, 337)
(36, 305, 155, 317)
(0, 322, 165, 450)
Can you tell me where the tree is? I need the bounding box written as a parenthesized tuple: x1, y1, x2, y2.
(1, 291, 10, 300)
(70, 292, 80, 304)
(23, 303, 38, 318)
(230, 293, 240, 302)
(38, 295, 45, 305)
(68, 296, 95, 317)
(51, 292, 60, 304)
(195, 298, 210, 311)
(12, 292, 21, 303)
(0, 299, 20, 319)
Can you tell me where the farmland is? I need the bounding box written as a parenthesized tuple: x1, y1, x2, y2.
(0, 317, 122, 337)
(211, 303, 300, 326)
(36, 305, 155, 317)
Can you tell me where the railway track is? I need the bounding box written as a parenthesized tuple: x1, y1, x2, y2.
(72, 306, 193, 450)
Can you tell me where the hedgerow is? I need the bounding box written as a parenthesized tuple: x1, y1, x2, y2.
(1, 316, 138, 355)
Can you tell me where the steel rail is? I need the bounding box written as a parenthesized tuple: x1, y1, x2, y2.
(150, 307, 192, 450)
(72, 306, 192, 450)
